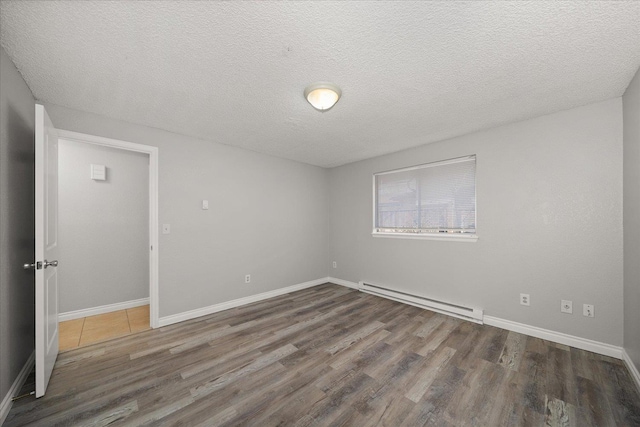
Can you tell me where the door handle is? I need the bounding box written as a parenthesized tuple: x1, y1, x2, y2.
(23, 261, 43, 270)
(43, 260, 58, 268)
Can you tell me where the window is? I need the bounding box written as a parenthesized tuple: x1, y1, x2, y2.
(373, 155, 477, 241)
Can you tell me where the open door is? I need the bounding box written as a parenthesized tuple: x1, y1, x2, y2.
(32, 104, 60, 397)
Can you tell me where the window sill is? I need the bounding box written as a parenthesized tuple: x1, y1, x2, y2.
(371, 232, 478, 242)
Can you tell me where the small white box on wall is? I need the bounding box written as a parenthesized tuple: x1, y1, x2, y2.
(90, 164, 106, 181)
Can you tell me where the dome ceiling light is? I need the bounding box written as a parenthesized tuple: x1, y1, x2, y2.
(304, 82, 341, 112)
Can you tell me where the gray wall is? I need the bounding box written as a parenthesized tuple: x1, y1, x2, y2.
(58, 139, 149, 313)
(0, 47, 35, 407)
(624, 66, 640, 371)
(328, 98, 623, 346)
(44, 103, 329, 318)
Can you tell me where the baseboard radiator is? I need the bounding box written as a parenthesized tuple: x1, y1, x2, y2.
(359, 282, 484, 324)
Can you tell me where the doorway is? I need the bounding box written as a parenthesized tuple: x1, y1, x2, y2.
(59, 306, 151, 350)
(54, 130, 159, 351)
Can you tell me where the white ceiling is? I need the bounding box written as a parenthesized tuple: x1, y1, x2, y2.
(1, 1, 639, 168)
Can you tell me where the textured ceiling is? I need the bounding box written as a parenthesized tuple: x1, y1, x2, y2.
(1, 1, 639, 168)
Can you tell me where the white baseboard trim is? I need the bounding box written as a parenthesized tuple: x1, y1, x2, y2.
(155, 276, 626, 364)
(327, 277, 359, 289)
(622, 349, 640, 394)
(59, 298, 150, 322)
(0, 351, 35, 426)
(158, 278, 331, 327)
(328, 279, 623, 359)
(484, 315, 622, 359)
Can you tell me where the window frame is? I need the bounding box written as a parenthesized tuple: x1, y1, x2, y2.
(372, 155, 478, 242)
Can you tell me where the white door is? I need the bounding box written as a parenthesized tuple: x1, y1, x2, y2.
(34, 104, 60, 397)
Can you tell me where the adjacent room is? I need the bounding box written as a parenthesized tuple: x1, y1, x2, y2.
(1, 1, 639, 425)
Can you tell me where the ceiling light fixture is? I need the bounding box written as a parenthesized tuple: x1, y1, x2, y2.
(304, 82, 341, 112)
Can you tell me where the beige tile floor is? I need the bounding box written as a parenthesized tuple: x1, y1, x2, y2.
(59, 305, 150, 351)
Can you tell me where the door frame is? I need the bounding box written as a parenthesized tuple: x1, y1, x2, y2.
(56, 129, 160, 328)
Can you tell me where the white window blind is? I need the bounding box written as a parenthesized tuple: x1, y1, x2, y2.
(374, 155, 476, 236)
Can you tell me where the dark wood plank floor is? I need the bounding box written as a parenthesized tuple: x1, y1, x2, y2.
(6, 284, 640, 426)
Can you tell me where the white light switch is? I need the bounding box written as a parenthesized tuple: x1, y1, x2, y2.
(202, 200, 209, 210)
(162, 224, 171, 234)
(90, 164, 106, 181)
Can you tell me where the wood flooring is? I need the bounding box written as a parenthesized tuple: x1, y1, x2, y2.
(59, 305, 150, 351)
(6, 284, 640, 426)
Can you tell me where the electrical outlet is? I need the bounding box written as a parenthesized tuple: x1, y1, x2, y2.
(202, 200, 209, 210)
(245, 274, 251, 284)
(520, 293, 530, 306)
(332, 261, 337, 269)
(561, 300, 573, 314)
(583, 304, 594, 317)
